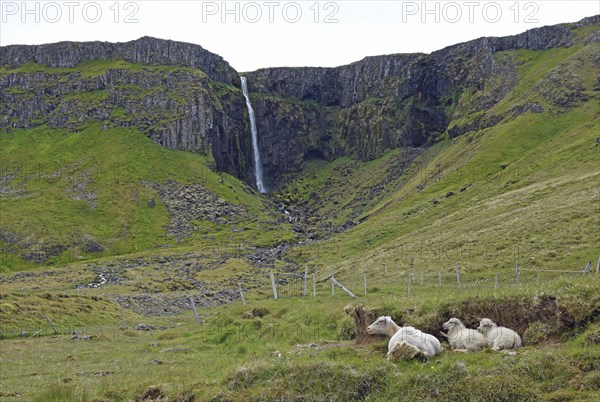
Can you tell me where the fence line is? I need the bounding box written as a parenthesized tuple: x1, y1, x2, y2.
(265, 260, 598, 304)
(2, 258, 596, 340)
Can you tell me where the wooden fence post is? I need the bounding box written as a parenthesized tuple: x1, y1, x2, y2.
(331, 277, 356, 298)
(29, 330, 42, 338)
(516, 260, 521, 284)
(303, 266, 308, 297)
(44, 313, 59, 335)
(312, 273, 316, 297)
(190, 298, 201, 325)
(238, 284, 246, 305)
(269, 272, 278, 300)
(408, 272, 412, 296)
(455, 263, 461, 290)
(582, 261, 592, 275)
(331, 268, 335, 297)
(363, 269, 367, 295)
(495, 272, 498, 289)
(120, 304, 126, 329)
(596, 256, 600, 274)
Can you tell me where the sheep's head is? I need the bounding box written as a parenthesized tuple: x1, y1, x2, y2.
(442, 318, 465, 331)
(367, 316, 392, 335)
(477, 318, 497, 333)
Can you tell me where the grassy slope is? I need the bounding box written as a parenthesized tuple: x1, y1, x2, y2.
(0, 277, 598, 401)
(285, 41, 600, 281)
(1, 31, 600, 402)
(0, 123, 292, 271)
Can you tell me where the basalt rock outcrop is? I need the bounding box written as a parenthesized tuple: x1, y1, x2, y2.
(1, 47, 256, 185)
(244, 15, 599, 187)
(1, 16, 598, 190)
(0, 36, 238, 84)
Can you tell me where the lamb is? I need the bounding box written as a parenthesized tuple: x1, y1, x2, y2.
(477, 318, 522, 350)
(442, 318, 487, 352)
(367, 316, 441, 360)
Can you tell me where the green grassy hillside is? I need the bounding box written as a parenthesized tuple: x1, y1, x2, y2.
(0, 123, 292, 272)
(282, 41, 599, 281)
(1, 26, 599, 402)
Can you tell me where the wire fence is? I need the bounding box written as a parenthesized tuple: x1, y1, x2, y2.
(268, 261, 597, 301)
(1, 254, 598, 341)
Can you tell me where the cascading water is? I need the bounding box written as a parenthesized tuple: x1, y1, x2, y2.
(240, 76, 266, 193)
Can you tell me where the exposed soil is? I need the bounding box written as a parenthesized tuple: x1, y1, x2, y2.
(346, 295, 600, 347)
(344, 305, 389, 345)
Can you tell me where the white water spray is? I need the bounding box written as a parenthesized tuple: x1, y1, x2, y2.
(240, 76, 266, 193)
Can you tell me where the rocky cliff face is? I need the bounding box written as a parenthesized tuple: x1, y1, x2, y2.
(1, 36, 239, 85)
(244, 15, 599, 187)
(1, 39, 257, 185)
(1, 16, 598, 190)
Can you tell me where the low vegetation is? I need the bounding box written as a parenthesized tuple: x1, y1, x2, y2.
(1, 25, 599, 402)
(0, 276, 598, 401)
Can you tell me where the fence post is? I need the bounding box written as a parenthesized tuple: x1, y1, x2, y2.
(455, 263, 461, 290)
(516, 260, 521, 284)
(44, 313, 59, 335)
(582, 261, 592, 275)
(331, 277, 356, 298)
(190, 298, 201, 325)
(495, 272, 498, 289)
(363, 269, 367, 295)
(331, 268, 335, 297)
(438, 272, 441, 287)
(29, 330, 42, 338)
(120, 304, 126, 329)
(303, 266, 308, 297)
(238, 284, 246, 305)
(269, 272, 278, 300)
(312, 273, 316, 297)
(408, 272, 412, 297)
(596, 256, 600, 274)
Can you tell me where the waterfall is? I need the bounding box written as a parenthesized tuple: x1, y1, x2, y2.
(240, 76, 266, 193)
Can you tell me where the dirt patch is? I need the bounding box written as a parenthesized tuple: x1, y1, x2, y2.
(240, 308, 269, 319)
(347, 295, 598, 346)
(344, 304, 395, 345)
(432, 296, 572, 338)
(172, 392, 195, 402)
(136, 386, 166, 402)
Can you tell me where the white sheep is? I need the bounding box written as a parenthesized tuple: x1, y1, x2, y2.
(477, 318, 522, 350)
(442, 318, 487, 352)
(367, 316, 441, 360)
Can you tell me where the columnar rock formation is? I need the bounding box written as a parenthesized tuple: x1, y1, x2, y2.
(1, 15, 598, 190)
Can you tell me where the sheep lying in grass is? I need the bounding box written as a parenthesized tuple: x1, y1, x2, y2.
(477, 318, 522, 350)
(442, 318, 487, 352)
(367, 316, 441, 360)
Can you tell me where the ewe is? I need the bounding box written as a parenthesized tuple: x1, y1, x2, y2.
(367, 316, 441, 360)
(442, 318, 487, 352)
(477, 318, 522, 350)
